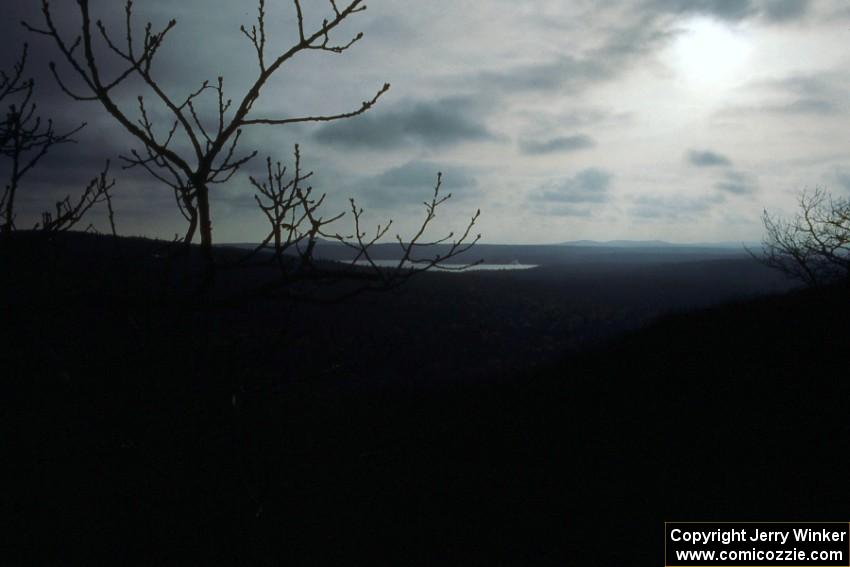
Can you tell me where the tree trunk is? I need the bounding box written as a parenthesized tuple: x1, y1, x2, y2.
(3, 135, 20, 234)
(196, 183, 215, 286)
(183, 208, 198, 248)
(2, 184, 14, 233)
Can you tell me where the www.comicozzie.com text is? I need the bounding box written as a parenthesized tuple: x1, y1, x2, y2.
(674, 548, 844, 563)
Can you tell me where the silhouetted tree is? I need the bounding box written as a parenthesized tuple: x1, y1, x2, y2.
(1, 44, 112, 235)
(26, 0, 480, 287)
(242, 145, 480, 298)
(36, 162, 117, 234)
(756, 188, 850, 286)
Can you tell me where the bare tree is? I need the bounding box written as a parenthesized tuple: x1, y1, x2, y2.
(241, 145, 480, 300)
(25, 0, 479, 288)
(754, 188, 850, 287)
(36, 161, 117, 234)
(1, 43, 93, 234)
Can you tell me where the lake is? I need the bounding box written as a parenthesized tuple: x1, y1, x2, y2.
(352, 260, 539, 271)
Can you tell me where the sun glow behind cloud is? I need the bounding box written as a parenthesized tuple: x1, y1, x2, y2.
(665, 18, 753, 94)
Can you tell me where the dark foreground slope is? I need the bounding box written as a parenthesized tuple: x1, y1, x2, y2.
(2, 233, 846, 565)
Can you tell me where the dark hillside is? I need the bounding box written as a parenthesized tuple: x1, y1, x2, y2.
(2, 233, 843, 565)
(526, 284, 850, 563)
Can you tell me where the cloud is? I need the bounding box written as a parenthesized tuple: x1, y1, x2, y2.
(353, 161, 479, 209)
(722, 98, 841, 118)
(761, 0, 811, 22)
(518, 107, 623, 130)
(628, 193, 724, 220)
(529, 168, 612, 216)
(683, 152, 755, 196)
(687, 149, 732, 167)
(721, 72, 847, 118)
(642, 0, 757, 21)
(476, 56, 607, 94)
(538, 205, 598, 218)
(641, 0, 811, 23)
(313, 97, 492, 150)
(834, 169, 850, 194)
(520, 135, 595, 155)
(764, 73, 845, 115)
(715, 171, 757, 195)
(532, 169, 612, 203)
(473, 22, 670, 95)
(777, 99, 840, 115)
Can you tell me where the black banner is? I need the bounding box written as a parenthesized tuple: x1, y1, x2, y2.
(665, 523, 850, 567)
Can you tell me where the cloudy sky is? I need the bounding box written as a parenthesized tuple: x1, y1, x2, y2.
(3, 0, 850, 244)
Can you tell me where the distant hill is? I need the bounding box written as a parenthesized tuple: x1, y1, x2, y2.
(561, 239, 675, 247)
(560, 239, 756, 249)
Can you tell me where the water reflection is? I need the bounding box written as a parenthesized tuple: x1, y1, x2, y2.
(352, 260, 538, 271)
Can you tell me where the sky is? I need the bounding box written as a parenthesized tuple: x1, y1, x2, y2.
(2, 0, 850, 244)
